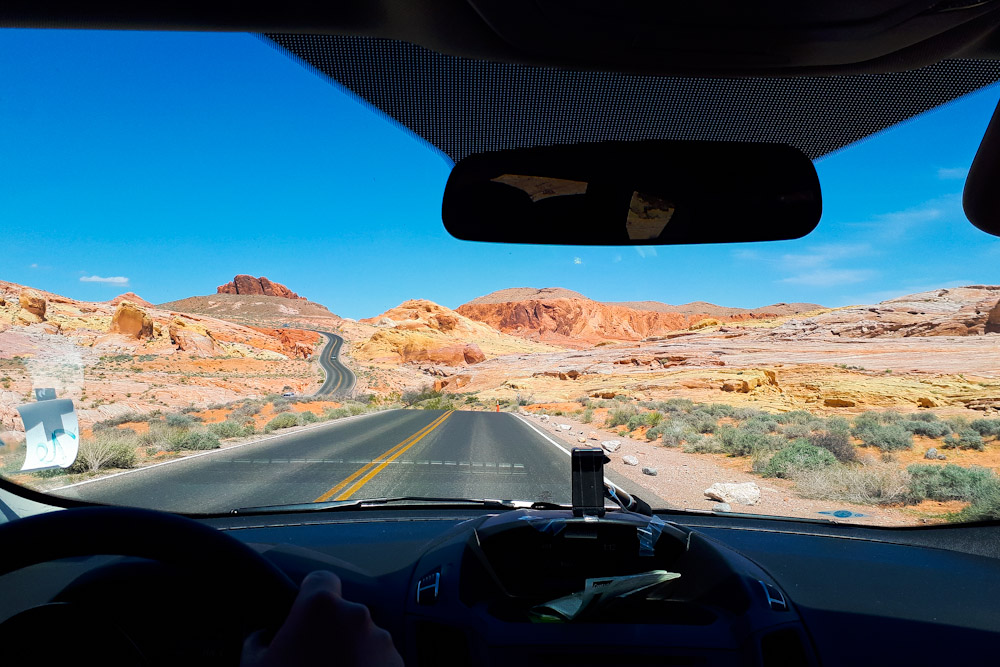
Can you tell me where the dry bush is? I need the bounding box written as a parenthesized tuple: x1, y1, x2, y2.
(791, 456, 910, 505)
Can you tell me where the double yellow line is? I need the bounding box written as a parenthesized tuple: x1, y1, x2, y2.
(314, 410, 454, 502)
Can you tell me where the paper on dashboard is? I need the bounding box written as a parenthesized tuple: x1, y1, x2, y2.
(532, 570, 681, 621)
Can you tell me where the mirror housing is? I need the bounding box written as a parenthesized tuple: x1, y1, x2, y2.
(442, 141, 821, 245)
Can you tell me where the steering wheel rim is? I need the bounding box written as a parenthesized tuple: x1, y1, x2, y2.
(0, 506, 298, 630)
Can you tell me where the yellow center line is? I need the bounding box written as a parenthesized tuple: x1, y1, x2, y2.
(313, 410, 454, 502)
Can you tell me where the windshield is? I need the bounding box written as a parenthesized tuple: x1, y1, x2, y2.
(2, 29, 1000, 526)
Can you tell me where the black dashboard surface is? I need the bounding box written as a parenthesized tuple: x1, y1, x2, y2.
(3, 508, 999, 666)
(208, 509, 1000, 666)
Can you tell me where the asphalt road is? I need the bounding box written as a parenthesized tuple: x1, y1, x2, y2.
(54, 410, 661, 514)
(313, 331, 356, 397)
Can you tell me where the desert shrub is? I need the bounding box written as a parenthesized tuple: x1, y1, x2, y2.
(763, 440, 837, 478)
(741, 415, 780, 434)
(209, 420, 256, 439)
(299, 411, 319, 424)
(645, 423, 666, 441)
(682, 435, 725, 454)
(853, 422, 913, 452)
(166, 430, 220, 451)
(954, 484, 1000, 522)
(404, 386, 443, 406)
(645, 411, 664, 427)
(941, 428, 985, 451)
(969, 419, 1000, 438)
(91, 411, 147, 430)
(576, 397, 593, 407)
(654, 421, 691, 447)
(230, 402, 262, 421)
(807, 428, 857, 463)
(515, 393, 533, 406)
(70, 431, 138, 473)
(264, 412, 300, 433)
(902, 420, 951, 438)
(906, 464, 1000, 503)
(416, 396, 454, 410)
(165, 413, 197, 429)
(695, 403, 734, 418)
(661, 398, 694, 414)
(945, 416, 969, 433)
(714, 425, 784, 457)
(607, 407, 638, 428)
(911, 412, 940, 423)
(793, 457, 911, 505)
(775, 410, 815, 425)
(683, 414, 718, 434)
(324, 407, 350, 420)
(581, 409, 594, 424)
(624, 414, 647, 432)
(779, 423, 812, 440)
(731, 406, 766, 421)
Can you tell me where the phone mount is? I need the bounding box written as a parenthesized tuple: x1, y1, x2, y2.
(571, 448, 610, 517)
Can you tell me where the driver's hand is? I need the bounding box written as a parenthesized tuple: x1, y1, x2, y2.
(241, 570, 403, 667)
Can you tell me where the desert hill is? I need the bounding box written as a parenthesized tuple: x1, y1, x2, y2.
(0, 280, 324, 429)
(612, 300, 824, 317)
(352, 299, 560, 366)
(159, 293, 340, 329)
(455, 287, 818, 347)
(769, 286, 1000, 339)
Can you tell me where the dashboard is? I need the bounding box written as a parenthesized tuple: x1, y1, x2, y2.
(2, 505, 998, 666)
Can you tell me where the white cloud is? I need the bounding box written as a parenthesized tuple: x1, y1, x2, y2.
(777, 243, 871, 271)
(573, 257, 583, 265)
(29, 263, 38, 269)
(937, 167, 969, 180)
(779, 268, 876, 287)
(634, 247, 658, 259)
(80, 275, 130, 286)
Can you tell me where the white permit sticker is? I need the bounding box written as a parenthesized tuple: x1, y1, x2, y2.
(16, 399, 80, 471)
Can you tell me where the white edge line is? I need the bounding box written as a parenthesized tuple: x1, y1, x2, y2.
(49, 410, 386, 492)
(511, 413, 621, 491)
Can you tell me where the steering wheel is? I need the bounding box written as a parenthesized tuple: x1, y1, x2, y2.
(0, 506, 298, 665)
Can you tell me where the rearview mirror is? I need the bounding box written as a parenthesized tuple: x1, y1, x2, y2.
(442, 141, 821, 245)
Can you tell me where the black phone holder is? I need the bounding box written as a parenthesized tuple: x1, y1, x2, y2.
(572, 448, 610, 517)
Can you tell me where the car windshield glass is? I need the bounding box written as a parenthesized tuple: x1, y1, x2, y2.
(2, 29, 1000, 526)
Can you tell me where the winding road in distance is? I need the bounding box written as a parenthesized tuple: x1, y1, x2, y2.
(313, 331, 356, 397)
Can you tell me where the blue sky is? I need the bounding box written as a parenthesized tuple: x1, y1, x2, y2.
(2, 30, 999, 320)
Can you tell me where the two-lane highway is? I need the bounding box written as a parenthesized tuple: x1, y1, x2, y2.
(55, 410, 660, 514)
(314, 331, 356, 396)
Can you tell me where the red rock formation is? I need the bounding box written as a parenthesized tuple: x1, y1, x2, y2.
(456, 297, 722, 347)
(217, 275, 304, 300)
(108, 292, 154, 308)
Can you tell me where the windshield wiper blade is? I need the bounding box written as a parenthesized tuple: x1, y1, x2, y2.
(230, 496, 565, 516)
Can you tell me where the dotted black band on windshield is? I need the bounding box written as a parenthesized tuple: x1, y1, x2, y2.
(263, 33, 1000, 162)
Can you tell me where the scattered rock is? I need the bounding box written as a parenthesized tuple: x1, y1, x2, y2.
(917, 397, 938, 408)
(558, 424, 571, 431)
(704, 482, 761, 506)
(623, 455, 639, 466)
(601, 440, 621, 452)
(937, 453, 948, 460)
(110, 301, 154, 339)
(824, 398, 856, 408)
(588, 432, 599, 440)
(925, 448, 939, 460)
(712, 503, 732, 513)
(540, 415, 549, 422)
(642, 466, 658, 476)
(577, 437, 587, 443)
